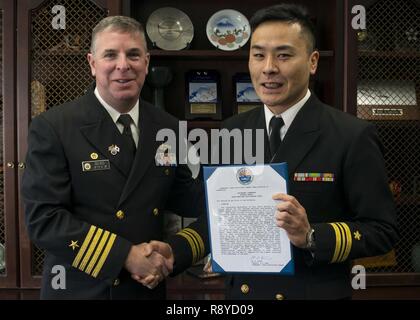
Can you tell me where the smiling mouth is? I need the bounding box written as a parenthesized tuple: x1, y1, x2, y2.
(262, 82, 284, 89)
(114, 79, 133, 84)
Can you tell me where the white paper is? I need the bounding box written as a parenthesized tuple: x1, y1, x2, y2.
(206, 165, 292, 273)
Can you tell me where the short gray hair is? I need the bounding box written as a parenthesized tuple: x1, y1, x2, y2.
(90, 16, 147, 53)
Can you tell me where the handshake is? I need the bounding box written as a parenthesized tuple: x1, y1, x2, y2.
(124, 240, 174, 289)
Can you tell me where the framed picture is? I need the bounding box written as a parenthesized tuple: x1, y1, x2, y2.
(233, 73, 262, 114)
(185, 70, 222, 120)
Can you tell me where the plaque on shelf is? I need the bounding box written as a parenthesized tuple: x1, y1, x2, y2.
(185, 70, 222, 120)
(233, 73, 262, 114)
(357, 80, 419, 120)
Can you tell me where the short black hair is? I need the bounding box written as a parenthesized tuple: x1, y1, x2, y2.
(250, 4, 316, 53)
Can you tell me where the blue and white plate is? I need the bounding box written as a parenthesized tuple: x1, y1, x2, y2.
(206, 9, 250, 51)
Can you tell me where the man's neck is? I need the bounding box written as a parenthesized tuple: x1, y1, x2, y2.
(267, 90, 309, 115)
(94, 88, 138, 113)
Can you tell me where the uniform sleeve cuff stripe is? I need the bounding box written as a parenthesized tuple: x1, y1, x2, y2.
(329, 223, 342, 263)
(92, 233, 116, 278)
(72, 225, 96, 268)
(339, 223, 352, 262)
(183, 228, 204, 261)
(79, 228, 103, 271)
(85, 230, 110, 275)
(182, 230, 201, 261)
(177, 231, 198, 264)
(335, 223, 347, 262)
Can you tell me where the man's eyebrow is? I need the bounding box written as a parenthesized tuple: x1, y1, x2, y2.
(250, 45, 295, 51)
(127, 48, 142, 52)
(275, 45, 295, 51)
(251, 44, 265, 50)
(102, 49, 117, 54)
(101, 48, 142, 54)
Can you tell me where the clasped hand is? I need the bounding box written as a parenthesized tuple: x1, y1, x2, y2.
(124, 240, 174, 289)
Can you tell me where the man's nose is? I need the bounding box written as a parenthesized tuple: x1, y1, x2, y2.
(262, 55, 279, 75)
(116, 55, 130, 71)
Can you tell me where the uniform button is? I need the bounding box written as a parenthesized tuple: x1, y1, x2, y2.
(153, 208, 159, 216)
(240, 284, 249, 294)
(113, 278, 120, 286)
(164, 168, 170, 176)
(116, 210, 125, 220)
(275, 293, 285, 300)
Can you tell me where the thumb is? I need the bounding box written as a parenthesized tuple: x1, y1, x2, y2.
(139, 243, 153, 257)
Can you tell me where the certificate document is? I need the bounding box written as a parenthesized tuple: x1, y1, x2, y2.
(203, 163, 294, 274)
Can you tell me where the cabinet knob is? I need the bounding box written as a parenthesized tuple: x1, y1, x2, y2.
(18, 162, 26, 169)
(7, 162, 15, 168)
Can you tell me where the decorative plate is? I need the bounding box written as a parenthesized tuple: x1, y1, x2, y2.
(206, 9, 250, 51)
(146, 7, 194, 50)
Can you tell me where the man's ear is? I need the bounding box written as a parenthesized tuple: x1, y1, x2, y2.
(309, 50, 319, 75)
(145, 52, 150, 76)
(87, 53, 96, 77)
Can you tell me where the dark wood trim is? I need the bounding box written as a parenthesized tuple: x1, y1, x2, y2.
(366, 273, 420, 287)
(0, 0, 19, 290)
(16, 0, 40, 288)
(335, 0, 345, 110)
(16, 0, 125, 289)
(353, 286, 420, 300)
(0, 289, 21, 300)
(344, 0, 358, 115)
(92, 0, 122, 15)
(121, 0, 131, 16)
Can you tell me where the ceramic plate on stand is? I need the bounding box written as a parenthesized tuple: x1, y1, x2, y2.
(206, 9, 250, 51)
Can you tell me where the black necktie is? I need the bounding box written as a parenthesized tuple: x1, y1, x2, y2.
(269, 116, 284, 157)
(117, 114, 136, 168)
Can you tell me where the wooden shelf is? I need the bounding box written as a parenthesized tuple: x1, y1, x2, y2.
(187, 120, 221, 130)
(150, 49, 334, 59)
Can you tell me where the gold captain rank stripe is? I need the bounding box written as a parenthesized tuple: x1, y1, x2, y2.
(92, 233, 116, 278)
(72, 225, 96, 268)
(329, 222, 352, 263)
(72, 225, 117, 277)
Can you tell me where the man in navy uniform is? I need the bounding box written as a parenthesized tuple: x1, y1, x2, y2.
(21, 16, 207, 299)
(181, 4, 398, 299)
